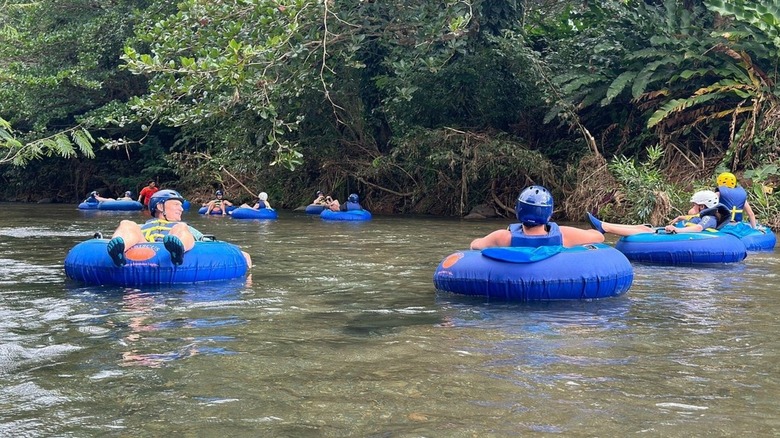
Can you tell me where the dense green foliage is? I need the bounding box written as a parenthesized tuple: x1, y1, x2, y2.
(1, 0, 779, 227)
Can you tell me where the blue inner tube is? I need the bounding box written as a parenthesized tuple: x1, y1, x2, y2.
(231, 207, 278, 220)
(433, 244, 634, 301)
(198, 205, 237, 215)
(615, 231, 747, 264)
(64, 239, 248, 286)
(320, 209, 372, 221)
(97, 200, 144, 211)
(718, 222, 776, 251)
(78, 201, 99, 210)
(305, 204, 326, 214)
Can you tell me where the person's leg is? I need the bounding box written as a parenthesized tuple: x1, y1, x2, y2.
(587, 213, 653, 236)
(107, 220, 146, 266)
(163, 223, 196, 265)
(560, 226, 605, 246)
(601, 223, 654, 236)
(168, 223, 195, 250)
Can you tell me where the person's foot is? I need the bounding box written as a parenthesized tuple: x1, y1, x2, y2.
(163, 235, 185, 266)
(106, 237, 126, 266)
(587, 212, 605, 234)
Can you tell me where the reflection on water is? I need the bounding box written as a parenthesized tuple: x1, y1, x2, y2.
(0, 203, 778, 436)
(65, 280, 250, 369)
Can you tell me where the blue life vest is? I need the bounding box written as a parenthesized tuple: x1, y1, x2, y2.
(698, 204, 732, 230)
(508, 222, 563, 247)
(717, 186, 747, 222)
(345, 201, 362, 211)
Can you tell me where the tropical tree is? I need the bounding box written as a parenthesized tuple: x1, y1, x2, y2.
(0, 0, 158, 166)
(121, 0, 481, 170)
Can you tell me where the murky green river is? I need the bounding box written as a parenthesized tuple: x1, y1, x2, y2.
(0, 203, 778, 436)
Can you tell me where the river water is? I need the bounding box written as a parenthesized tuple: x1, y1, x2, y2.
(0, 203, 778, 436)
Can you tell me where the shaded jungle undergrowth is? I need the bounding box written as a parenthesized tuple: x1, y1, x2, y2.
(3, 130, 778, 231)
(142, 128, 780, 232)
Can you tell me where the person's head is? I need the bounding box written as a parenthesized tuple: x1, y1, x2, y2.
(690, 190, 719, 211)
(125, 191, 132, 197)
(516, 185, 553, 227)
(348, 193, 359, 203)
(717, 172, 737, 189)
(258, 192, 268, 201)
(215, 190, 223, 198)
(147, 180, 156, 188)
(316, 190, 323, 197)
(149, 189, 185, 220)
(90, 191, 98, 197)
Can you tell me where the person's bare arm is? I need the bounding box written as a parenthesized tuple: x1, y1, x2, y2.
(744, 200, 757, 228)
(470, 230, 511, 250)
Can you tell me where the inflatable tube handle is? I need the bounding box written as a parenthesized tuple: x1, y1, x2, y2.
(481, 245, 565, 263)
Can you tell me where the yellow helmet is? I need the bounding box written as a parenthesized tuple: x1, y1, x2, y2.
(717, 172, 737, 188)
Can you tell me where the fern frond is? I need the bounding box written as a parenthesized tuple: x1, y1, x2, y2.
(647, 92, 725, 127)
(632, 60, 669, 98)
(604, 71, 638, 105)
(561, 74, 605, 95)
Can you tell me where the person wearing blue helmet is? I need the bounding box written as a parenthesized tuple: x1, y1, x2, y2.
(104, 189, 252, 269)
(105, 189, 202, 266)
(328, 193, 363, 212)
(205, 189, 233, 215)
(118, 190, 134, 201)
(470, 185, 604, 250)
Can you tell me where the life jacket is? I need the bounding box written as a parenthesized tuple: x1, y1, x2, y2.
(682, 216, 702, 227)
(508, 222, 563, 247)
(140, 219, 176, 242)
(717, 186, 747, 222)
(698, 204, 732, 230)
(345, 201, 362, 211)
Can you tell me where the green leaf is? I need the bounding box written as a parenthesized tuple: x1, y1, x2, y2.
(604, 71, 637, 105)
(647, 92, 723, 128)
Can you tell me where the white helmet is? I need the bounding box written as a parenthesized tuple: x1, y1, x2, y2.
(258, 192, 268, 201)
(690, 190, 719, 208)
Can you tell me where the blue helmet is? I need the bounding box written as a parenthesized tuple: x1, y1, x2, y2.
(125, 191, 132, 197)
(348, 193, 359, 203)
(215, 190, 223, 196)
(515, 186, 553, 226)
(149, 189, 185, 215)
